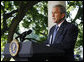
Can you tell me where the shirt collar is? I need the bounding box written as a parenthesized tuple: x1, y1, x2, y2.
(56, 20, 64, 27)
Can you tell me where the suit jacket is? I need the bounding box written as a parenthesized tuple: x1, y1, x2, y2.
(45, 20, 78, 61)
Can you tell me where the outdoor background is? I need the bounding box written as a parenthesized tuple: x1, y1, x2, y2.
(1, 1, 83, 61)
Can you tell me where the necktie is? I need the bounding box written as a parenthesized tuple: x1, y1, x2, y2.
(51, 25, 59, 44)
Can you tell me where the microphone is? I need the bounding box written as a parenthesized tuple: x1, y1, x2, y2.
(22, 30, 32, 36)
(15, 29, 32, 42)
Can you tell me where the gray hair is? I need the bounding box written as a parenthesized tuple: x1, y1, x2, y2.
(53, 4, 66, 14)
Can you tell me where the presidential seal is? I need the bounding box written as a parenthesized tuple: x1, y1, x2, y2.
(9, 39, 19, 56)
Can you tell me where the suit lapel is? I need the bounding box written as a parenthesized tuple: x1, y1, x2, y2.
(54, 20, 67, 41)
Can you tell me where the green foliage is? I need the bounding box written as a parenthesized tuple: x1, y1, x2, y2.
(1, 1, 83, 61)
(66, 1, 83, 22)
(1, 34, 8, 52)
(67, 1, 83, 48)
(22, 1, 48, 42)
(75, 24, 83, 48)
(67, 1, 83, 61)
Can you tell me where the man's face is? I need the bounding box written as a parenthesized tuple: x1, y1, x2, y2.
(52, 7, 65, 24)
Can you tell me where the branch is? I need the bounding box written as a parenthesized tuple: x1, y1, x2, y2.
(1, 27, 9, 36)
(2, 1, 40, 61)
(72, 6, 82, 23)
(8, 1, 40, 43)
(1, 2, 8, 36)
(5, 9, 18, 19)
(1, 3, 18, 36)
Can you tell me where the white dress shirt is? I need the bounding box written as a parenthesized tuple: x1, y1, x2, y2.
(56, 20, 64, 30)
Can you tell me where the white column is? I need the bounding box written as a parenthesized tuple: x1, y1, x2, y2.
(48, 1, 66, 32)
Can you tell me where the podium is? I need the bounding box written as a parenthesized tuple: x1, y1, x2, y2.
(3, 41, 33, 61)
(3, 41, 65, 61)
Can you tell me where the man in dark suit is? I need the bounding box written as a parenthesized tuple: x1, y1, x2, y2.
(45, 4, 78, 61)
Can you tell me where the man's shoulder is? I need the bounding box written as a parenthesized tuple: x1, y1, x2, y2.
(65, 21, 78, 30)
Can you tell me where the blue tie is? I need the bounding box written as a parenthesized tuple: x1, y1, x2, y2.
(51, 25, 59, 44)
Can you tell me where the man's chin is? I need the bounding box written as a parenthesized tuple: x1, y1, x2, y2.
(53, 20, 57, 23)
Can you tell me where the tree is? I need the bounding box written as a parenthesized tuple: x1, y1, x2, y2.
(66, 1, 83, 48)
(66, 1, 83, 61)
(1, 1, 44, 61)
(1, 1, 83, 61)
